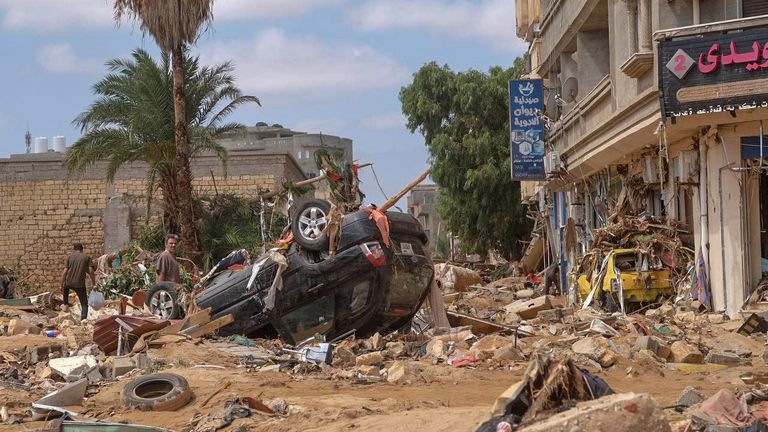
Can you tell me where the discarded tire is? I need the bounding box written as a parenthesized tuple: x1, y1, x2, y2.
(291, 199, 332, 251)
(122, 373, 192, 411)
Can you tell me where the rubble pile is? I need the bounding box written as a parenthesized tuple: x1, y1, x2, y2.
(0, 261, 763, 431)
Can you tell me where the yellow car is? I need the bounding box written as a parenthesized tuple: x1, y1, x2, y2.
(572, 248, 673, 310)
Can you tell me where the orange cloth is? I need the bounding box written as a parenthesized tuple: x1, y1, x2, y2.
(359, 208, 391, 247)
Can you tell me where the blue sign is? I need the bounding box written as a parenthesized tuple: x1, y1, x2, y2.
(509, 79, 545, 180)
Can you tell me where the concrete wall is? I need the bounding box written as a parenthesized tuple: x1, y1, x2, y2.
(0, 151, 305, 293)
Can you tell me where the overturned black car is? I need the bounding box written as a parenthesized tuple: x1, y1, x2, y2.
(145, 199, 435, 345)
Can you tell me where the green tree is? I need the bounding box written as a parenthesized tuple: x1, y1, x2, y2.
(400, 58, 531, 259)
(113, 0, 215, 262)
(67, 48, 259, 236)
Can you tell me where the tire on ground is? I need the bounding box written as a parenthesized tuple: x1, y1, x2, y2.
(145, 282, 183, 319)
(290, 199, 332, 252)
(122, 373, 193, 411)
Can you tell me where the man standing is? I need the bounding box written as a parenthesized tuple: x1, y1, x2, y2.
(157, 234, 180, 284)
(60, 243, 95, 321)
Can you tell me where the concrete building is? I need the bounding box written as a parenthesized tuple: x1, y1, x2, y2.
(516, 0, 768, 317)
(407, 184, 442, 247)
(216, 123, 353, 198)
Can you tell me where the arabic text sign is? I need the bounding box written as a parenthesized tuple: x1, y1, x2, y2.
(659, 27, 768, 118)
(509, 79, 545, 180)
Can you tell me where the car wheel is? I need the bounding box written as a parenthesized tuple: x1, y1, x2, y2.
(122, 373, 192, 411)
(145, 282, 182, 319)
(291, 199, 332, 252)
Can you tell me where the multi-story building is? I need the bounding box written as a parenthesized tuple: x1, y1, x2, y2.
(216, 123, 353, 199)
(407, 184, 442, 247)
(516, 0, 768, 317)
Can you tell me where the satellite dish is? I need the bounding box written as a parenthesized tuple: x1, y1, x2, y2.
(562, 77, 579, 103)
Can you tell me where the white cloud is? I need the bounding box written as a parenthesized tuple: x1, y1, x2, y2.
(213, 0, 344, 21)
(0, 0, 112, 31)
(36, 43, 103, 75)
(349, 0, 527, 52)
(360, 111, 406, 130)
(197, 28, 409, 96)
(0, 0, 341, 32)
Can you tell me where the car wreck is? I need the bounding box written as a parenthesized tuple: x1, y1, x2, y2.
(144, 164, 436, 345)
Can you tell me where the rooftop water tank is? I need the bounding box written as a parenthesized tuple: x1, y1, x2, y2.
(34, 137, 48, 153)
(53, 136, 66, 152)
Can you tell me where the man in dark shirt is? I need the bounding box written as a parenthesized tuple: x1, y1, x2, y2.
(157, 234, 180, 284)
(60, 243, 95, 321)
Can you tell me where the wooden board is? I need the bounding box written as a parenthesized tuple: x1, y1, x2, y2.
(181, 314, 235, 338)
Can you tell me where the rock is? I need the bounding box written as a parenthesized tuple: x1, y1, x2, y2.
(517, 393, 671, 432)
(434, 264, 482, 293)
(704, 351, 747, 366)
(659, 305, 674, 316)
(332, 347, 356, 367)
(656, 344, 672, 361)
(36, 366, 52, 381)
(504, 296, 553, 320)
(357, 365, 380, 376)
(645, 308, 660, 318)
(386, 361, 420, 384)
(426, 338, 446, 358)
(572, 336, 617, 368)
(707, 314, 726, 324)
(370, 332, 384, 351)
(384, 342, 407, 359)
(49, 355, 98, 382)
(268, 398, 289, 416)
(633, 349, 662, 365)
(493, 345, 524, 361)
(355, 352, 384, 367)
(670, 341, 703, 364)
(112, 356, 136, 378)
(675, 386, 705, 408)
(502, 312, 522, 325)
(634, 336, 659, 354)
(8, 319, 40, 335)
(470, 335, 513, 360)
(25, 344, 66, 364)
(675, 311, 696, 323)
(515, 289, 535, 299)
(538, 308, 574, 322)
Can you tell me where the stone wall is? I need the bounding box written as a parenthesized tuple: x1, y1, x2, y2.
(0, 150, 306, 293)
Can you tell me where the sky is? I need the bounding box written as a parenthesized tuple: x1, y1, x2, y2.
(0, 0, 527, 206)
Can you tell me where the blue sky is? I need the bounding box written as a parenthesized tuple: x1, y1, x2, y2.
(0, 0, 526, 205)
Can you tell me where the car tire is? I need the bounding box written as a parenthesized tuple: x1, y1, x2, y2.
(291, 199, 332, 252)
(145, 282, 183, 319)
(122, 373, 192, 411)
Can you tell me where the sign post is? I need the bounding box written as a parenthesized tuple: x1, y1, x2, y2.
(509, 79, 545, 180)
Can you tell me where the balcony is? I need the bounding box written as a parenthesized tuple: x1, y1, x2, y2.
(534, 0, 605, 76)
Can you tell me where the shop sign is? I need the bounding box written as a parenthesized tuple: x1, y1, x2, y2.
(659, 27, 768, 118)
(509, 79, 545, 180)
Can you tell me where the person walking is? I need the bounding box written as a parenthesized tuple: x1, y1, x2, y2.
(157, 234, 180, 284)
(60, 243, 95, 321)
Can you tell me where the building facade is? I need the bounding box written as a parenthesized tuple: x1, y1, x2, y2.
(0, 149, 305, 292)
(516, 0, 768, 317)
(407, 184, 442, 247)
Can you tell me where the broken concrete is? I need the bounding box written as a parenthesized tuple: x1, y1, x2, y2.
(8, 319, 41, 335)
(670, 341, 703, 364)
(517, 393, 671, 432)
(704, 351, 747, 366)
(386, 361, 420, 384)
(355, 352, 384, 367)
(572, 336, 617, 367)
(675, 387, 706, 408)
(49, 355, 98, 382)
(504, 296, 553, 320)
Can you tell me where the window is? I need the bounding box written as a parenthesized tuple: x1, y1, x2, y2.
(349, 281, 371, 316)
(281, 295, 334, 342)
(743, 0, 768, 17)
(297, 151, 302, 160)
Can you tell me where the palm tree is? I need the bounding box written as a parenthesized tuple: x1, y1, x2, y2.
(66, 49, 259, 236)
(113, 0, 215, 261)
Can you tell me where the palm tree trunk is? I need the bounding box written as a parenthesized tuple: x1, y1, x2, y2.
(171, 43, 199, 262)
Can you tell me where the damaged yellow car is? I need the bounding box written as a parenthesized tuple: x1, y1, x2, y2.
(572, 248, 674, 311)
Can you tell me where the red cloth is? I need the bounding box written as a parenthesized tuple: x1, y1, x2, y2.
(359, 208, 391, 247)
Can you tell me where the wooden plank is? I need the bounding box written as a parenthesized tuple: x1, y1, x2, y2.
(181, 314, 234, 338)
(157, 308, 211, 336)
